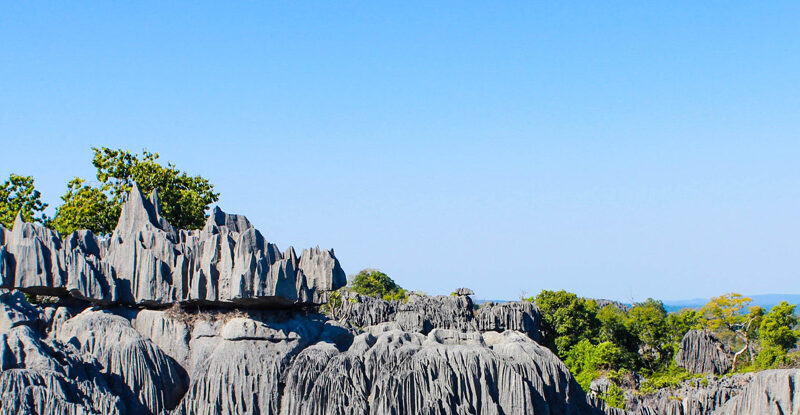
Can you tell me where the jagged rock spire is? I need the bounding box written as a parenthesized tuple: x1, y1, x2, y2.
(0, 181, 347, 307)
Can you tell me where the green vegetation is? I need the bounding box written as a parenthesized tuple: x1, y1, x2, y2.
(0, 174, 48, 228)
(349, 269, 408, 301)
(699, 293, 763, 371)
(52, 148, 218, 235)
(1, 148, 219, 235)
(531, 290, 800, 400)
(533, 290, 599, 357)
(599, 382, 625, 409)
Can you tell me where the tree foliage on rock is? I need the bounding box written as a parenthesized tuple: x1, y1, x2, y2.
(51, 148, 219, 235)
(700, 293, 764, 371)
(349, 269, 408, 301)
(0, 174, 48, 228)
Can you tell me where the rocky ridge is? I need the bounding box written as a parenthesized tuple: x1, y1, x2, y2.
(0, 184, 346, 307)
(1, 184, 798, 414)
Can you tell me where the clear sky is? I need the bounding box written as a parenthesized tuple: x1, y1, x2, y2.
(2, 2, 799, 302)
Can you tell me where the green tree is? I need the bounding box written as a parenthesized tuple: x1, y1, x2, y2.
(700, 293, 762, 371)
(666, 308, 703, 344)
(52, 148, 219, 235)
(627, 299, 670, 370)
(349, 269, 408, 301)
(49, 178, 116, 236)
(597, 304, 637, 352)
(0, 174, 48, 228)
(760, 302, 798, 350)
(534, 290, 600, 357)
(564, 339, 625, 389)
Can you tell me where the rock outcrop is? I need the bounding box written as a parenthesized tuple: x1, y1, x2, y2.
(0, 184, 346, 307)
(626, 374, 751, 415)
(475, 300, 542, 341)
(675, 330, 732, 374)
(715, 369, 800, 414)
(334, 292, 543, 340)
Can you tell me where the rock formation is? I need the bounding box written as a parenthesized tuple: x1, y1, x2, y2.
(626, 374, 752, 415)
(2, 183, 799, 414)
(675, 329, 732, 374)
(715, 369, 800, 414)
(334, 291, 543, 341)
(0, 184, 346, 307)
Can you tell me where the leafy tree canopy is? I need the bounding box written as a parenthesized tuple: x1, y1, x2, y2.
(626, 299, 670, 369)
(51, 148, 219, 235)
(533, 290, 600, 357)
(349, 269, 408, 301)
(0, 174, 48, 228)
(760, 301, 798, 350)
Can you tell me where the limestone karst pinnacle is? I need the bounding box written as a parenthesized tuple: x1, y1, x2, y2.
(0, 182, 346, 307)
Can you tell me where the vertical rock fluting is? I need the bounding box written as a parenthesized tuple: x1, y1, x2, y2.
(714, 369, 800, 415)
(674, 330, 732, 374)
(334, 293, 543, 341)
(475, 301, 542, 342)
(0, 183, 347, 307)
(626, 374, 752, 415)
(0, 293, 125, 415)
(52, 308, 189, 414)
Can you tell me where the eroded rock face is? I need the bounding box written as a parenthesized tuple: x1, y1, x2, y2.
(334, 293, 543, 341)
(0, 183, 346, 307)
(0, 297, 124, 415)
(675, 330, 732, 374)
(626, 374, 751, 415)
(475, 301, 542, 342)
(280, 328, 597, 415)
(52, 308, 189, 414)
(715, 369, 800, 415)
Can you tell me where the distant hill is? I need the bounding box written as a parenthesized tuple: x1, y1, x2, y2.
(663, 294, 800, 312)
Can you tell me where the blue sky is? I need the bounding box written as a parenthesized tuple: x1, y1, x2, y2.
(2, 2, 799, 302)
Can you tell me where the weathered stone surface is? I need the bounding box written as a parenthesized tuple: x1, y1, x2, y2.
(626, 374, 752, 415)
(0, 288, 606, 415)
(332, 292, 480, 334)
(675, 329, 732, 374)
(334, 291, 397, 327)
(453, 287, 474, 296)
(174, 311, 330, 415)
(0, 289, 41, 332)
(280, 328, 598, 415)
(475, 300, 542, 341)
(52, 308, 189, 414)
(0, 183, 347, 307)
(715, 369, 800, 415)
(394, 294, 477, 333)
(334, 293, 543, 342)
(0, 293, 124, 415)
(0, 325, 126, 415)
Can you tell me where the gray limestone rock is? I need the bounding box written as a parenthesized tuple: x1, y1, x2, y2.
(280, 328, 597, 415)
(715, 369, 800, 415)
(52, 308, 189, 414)
(0, 289, 42, 332)
(333, 292, 478, 334)
(0, 183, 347, 307)
(475, 300, 542, 341)
(0, 292, 124, 414)
(175, 311, 328, 415)
(626, 374, 752, 415)
(675, 330, 732, 374)
(453, 287, 474, 296)
(0, 325, 126, 415)
(394, 294, 477, 333)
